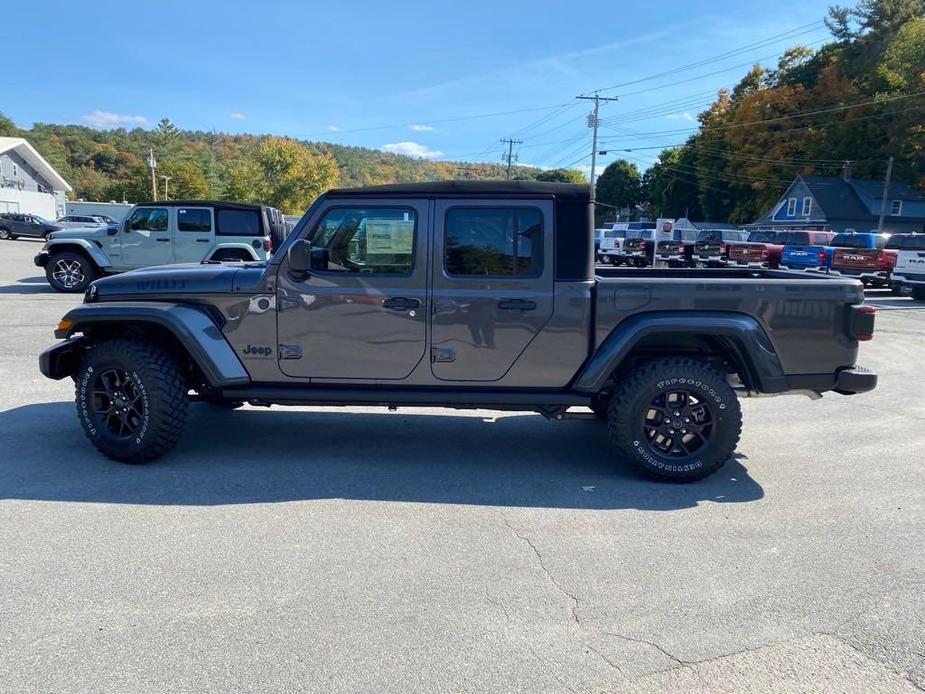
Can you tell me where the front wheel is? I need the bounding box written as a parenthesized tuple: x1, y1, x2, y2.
(46, 251, 96, 292)
(608, 358, 742, 481)
(0, 227, 13, 240)
(75, 339, 188, 463)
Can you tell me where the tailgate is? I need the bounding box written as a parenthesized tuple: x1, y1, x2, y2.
(729, 244, 765, 263)
(696, 241, 724, 257)
(833, 249, 878, 270)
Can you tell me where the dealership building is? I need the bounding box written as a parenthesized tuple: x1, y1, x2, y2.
(0, 137, 71, 219)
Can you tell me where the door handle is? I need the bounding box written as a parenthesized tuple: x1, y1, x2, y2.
(498, 299, 537, 311)
(382, 297, 420, 311)
(196, 238, 210, 243)
(156, 238, 170, 242)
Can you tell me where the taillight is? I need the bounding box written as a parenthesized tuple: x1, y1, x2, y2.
(875, 251, 890, 268)
(263, 236, 272, 252)
(640, 240, 647, 252)
(719, 243, 726, 254)
(818, 249, 827, 263)
(760, 247, 769, 259)
(851, 305, 876, 341)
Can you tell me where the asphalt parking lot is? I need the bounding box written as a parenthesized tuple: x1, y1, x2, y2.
(1, 239, 923, 693)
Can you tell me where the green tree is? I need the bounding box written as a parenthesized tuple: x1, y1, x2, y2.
(0, 112, 19, 137)
(642, 147, 702, 219)
(224, 137, 339, 213)
(536, 168, 586, 183)
(595, 160, 641, 221)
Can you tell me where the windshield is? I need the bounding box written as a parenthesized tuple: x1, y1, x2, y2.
(748, 232, 778, 243)
(604, 230, 626, 239)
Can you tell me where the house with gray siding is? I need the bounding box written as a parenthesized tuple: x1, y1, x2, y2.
(0, 137, 71, 219)
(750, 174, 925, 234)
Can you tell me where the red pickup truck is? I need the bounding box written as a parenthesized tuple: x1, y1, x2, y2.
(727, 231, 784, 269)
(830, 232, 896, 289)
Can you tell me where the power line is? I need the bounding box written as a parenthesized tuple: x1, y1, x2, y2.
(594, 21, 826, 93)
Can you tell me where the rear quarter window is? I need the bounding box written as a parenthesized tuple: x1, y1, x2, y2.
(216, 208, 262, 236)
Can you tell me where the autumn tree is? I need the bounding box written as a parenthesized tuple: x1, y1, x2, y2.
(595, 160, 641, 222)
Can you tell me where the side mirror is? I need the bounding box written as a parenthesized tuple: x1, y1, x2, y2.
(287, 239, 328, 276)
(121, 220, 130, 233)
(107, 226, 118, 236)
(288, 239, 311, 274)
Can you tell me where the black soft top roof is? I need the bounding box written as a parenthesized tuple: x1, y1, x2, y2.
(134, 199, 264, 211)
(325, 180, 590, 203)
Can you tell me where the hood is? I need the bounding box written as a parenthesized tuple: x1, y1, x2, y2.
(48, 226, 111, 240)
(90, 263, 258, 300)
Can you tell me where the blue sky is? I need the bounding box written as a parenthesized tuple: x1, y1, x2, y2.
(4, 0, 837, 174)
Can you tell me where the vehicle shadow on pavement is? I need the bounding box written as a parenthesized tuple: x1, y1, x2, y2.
(0, 402, 764, 510)
(0, 276, 56, 294)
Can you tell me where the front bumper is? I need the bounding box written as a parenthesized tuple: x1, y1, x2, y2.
(39, 336, 86, 380)
(34, 251, 49, 267)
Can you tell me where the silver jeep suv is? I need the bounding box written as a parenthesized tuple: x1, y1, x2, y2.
(34, 200, 288, 292)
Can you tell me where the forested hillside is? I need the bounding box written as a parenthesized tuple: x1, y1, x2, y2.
(0, 116, 546, 214)
(637, 0, 925, 222)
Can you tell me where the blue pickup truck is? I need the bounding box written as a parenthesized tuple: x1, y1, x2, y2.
(779, 231, 837, 271)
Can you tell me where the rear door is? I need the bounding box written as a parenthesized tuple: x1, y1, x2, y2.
(172, 206, 214, 262)
(431, 199, 554, 382)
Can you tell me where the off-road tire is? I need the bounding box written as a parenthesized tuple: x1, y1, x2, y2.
(210, 249, 253, 262)
(45, 251, 96, 293)
(912, 286, 925, 302)
(608, 358, 742, 482)
(75, 339, 188, 463)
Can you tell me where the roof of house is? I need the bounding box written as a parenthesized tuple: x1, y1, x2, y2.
(0, 137, 72, 192)
(326, 180, 590, 203)
(799, 176, 872, 221)
(753, 175, 925, 225)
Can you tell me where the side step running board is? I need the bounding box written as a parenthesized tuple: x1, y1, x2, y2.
(219, 386, 591, 411)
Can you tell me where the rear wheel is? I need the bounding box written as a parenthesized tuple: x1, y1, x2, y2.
(0, 227, 13, 240)
(75, 339, 188, 463)
(46, 251, 96, 292)
(608, 358, 742, 481)
(912, 286, 925, 302)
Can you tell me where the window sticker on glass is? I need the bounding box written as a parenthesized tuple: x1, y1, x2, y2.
(365, 219, 415, 255)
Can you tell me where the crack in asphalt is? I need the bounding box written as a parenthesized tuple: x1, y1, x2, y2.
(603, 632, 688, 668)
(816, 631, 925, 693)
(583, 641, 623, 673)
(498, 512, 580, 625)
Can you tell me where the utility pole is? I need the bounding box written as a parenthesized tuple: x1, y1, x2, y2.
(576, 94, 618, 204)
(877, 156, 894, 232)
(161, 175, 172, 201)
(500, 137, 522, 180)
(147, 148, 157, 201)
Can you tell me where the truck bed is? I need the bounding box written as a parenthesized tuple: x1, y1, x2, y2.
(593, 267, 865, 376)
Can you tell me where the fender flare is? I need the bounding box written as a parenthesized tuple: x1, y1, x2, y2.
(47, 302, 250, 386)
(208, 242, 261, 261)
(44, 239, 113, 269)
(572, 311, 786, 394)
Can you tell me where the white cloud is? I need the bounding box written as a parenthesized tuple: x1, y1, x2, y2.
(327, 125, 341, 132)
(409, 124, 435, 132)
(230, 112, 246, 120)
(666, 112, 695, 121)
(381, 141, 444, 159)
(81, 111, 148, 128)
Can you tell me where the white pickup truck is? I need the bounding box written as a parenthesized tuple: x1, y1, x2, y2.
(890, 233, 925, 301)
(597, 224, 628, 264)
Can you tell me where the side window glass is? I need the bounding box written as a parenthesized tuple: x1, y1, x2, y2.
(309, 207, 416, 275)
(177, 208, 211, 232)
(444, 207, 543, 277)
(129, 208, 168, 231)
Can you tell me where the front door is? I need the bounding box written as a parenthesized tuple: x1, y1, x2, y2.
(171, 206, 214, 263)
(431, 199, 554, 382)
(276, 200, 428, 380)
(120, 206, 172, 268)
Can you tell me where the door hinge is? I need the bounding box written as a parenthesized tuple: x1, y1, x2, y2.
(431, 347, 456, 363)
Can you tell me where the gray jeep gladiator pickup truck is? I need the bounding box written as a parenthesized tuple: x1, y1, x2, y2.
(39, 181, 878, 481)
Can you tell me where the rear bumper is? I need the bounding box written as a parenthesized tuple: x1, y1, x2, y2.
(733, 260, 767, 268)
(34, 251, 49, 267)
(893, 273, 925, 286)
(779, 366, 878, 395)
(831, 268, 890, 282)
